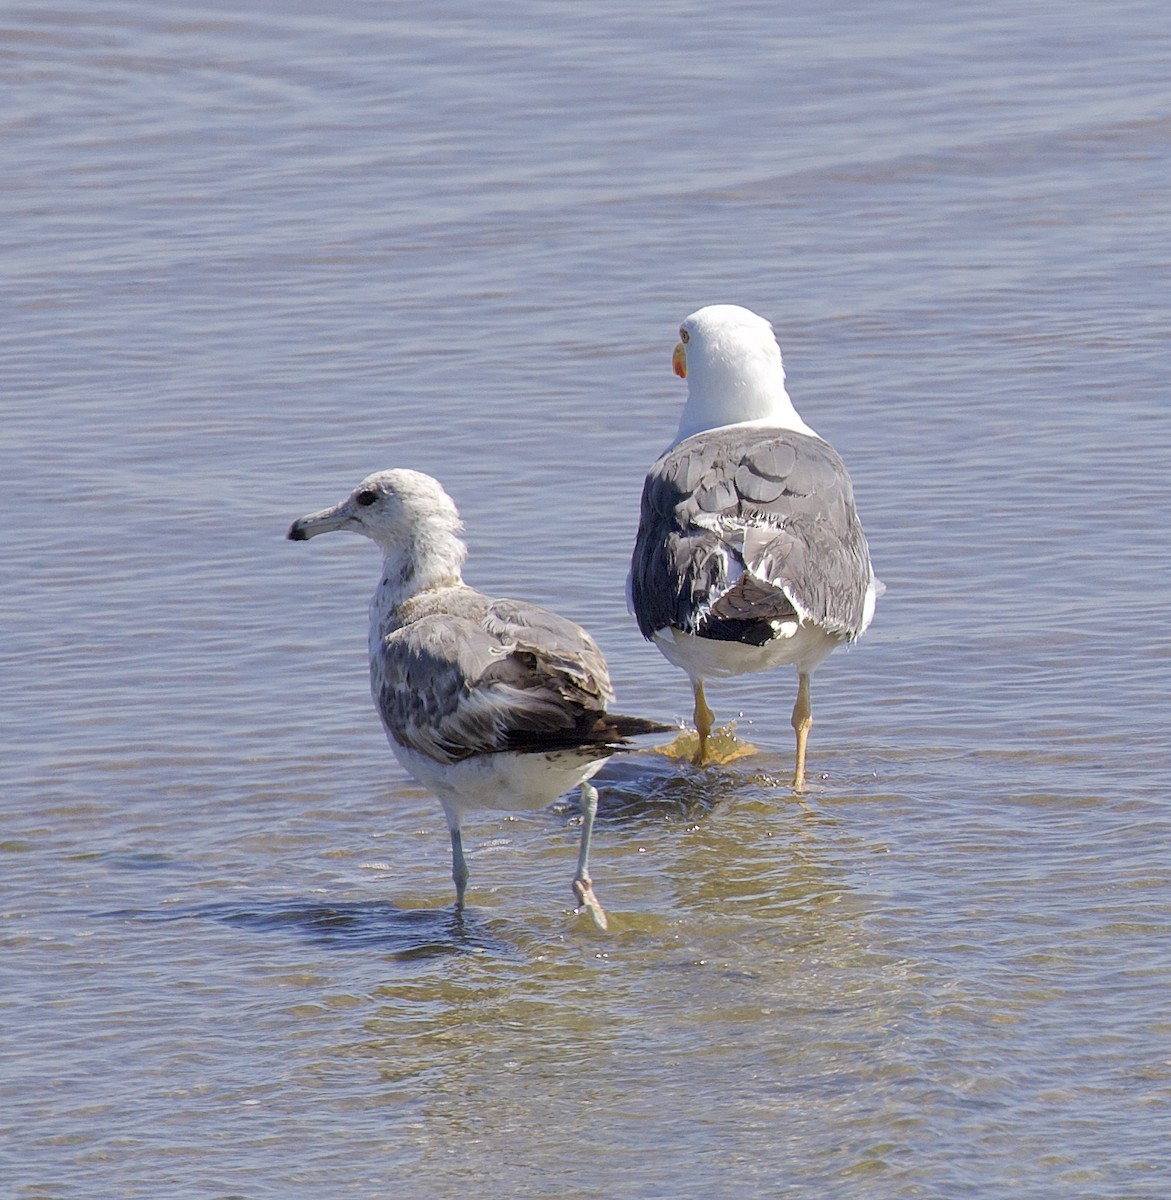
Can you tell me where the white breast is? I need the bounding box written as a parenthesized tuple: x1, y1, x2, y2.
(652, 621, 844, 682)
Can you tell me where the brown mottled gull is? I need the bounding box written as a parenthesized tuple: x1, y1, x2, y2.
(289, 468, 667, 927)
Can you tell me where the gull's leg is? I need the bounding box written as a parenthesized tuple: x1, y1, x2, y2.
(449, 825, 469, 911)
(573, 783, 598, 888)
(572, 782, 608, 931)
(692, 679, 715, 766)
(791, 671, 813, 791)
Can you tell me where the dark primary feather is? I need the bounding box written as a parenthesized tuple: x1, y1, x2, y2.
(631, 426, 872, 645)
(376, 591, 667, 764)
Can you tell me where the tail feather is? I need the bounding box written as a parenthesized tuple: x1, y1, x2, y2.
(497, 709, 672, 756)
(592, 712, 674, 743)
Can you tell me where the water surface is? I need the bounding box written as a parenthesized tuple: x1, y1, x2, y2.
(3, 1, 1170, 1196)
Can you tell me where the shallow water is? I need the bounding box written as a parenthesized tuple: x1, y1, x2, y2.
(4, 1, 1171, 1196)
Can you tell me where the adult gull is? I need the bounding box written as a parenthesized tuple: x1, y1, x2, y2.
(629, 304, 879, 787)
(289, 468, 667, 927)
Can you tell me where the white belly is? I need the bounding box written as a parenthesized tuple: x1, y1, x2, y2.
(653, 621, 843, 682)
(390, 740, 605, 824)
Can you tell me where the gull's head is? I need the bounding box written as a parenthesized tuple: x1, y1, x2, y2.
(287, 468, 464, 559)
(673, 304, 783, 387)
(670, 304, 815, 443)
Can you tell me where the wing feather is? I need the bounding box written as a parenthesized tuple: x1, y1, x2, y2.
(630, 426, 872, 645)
(375, 599, 617, 764)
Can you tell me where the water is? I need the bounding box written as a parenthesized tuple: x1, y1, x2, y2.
(3, 1, 1170, 1195)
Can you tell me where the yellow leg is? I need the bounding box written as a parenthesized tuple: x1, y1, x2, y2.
(791, 672, 812, 791)
(692, 680, 715, 766)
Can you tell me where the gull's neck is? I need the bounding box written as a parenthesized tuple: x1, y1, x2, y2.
(368, 523, 468, 647)
(673, 348, 819, 445)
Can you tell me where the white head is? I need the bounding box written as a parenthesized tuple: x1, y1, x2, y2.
(670, 304, 817, 444)
(288, 468, 467, 595)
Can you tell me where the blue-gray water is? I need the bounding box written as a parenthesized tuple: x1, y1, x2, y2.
(3, 2, 1170, 1196)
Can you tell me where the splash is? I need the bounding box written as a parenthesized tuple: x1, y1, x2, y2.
(653, 723, 757, 766)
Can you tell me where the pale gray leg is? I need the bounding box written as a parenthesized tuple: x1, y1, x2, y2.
(572, 782, 608, 931)
(574, 782, 598, 889)
(450, 826, 469, 911)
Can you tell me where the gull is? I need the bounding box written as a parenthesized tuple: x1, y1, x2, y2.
(289, 468, 667, 926)
(630, 304, 879, 787)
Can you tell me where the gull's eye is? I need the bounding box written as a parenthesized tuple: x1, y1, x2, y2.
(355, 489, 378, 507)
(679, 327, 690, 343)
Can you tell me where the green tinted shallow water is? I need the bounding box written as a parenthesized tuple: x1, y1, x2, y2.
(4, 2, 1170, 1196)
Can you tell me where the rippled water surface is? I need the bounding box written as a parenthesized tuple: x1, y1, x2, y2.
(4, 2, 1170, 1196)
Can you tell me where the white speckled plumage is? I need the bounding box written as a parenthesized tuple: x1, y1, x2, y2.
(290, 468, 666, 923)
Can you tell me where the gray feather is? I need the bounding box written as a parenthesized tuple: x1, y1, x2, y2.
(631, 426, 872, 645)
(374, 587, 641, 764)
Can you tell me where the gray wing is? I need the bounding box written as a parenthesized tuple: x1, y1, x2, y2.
(374, 600, 616, 764)
(630, 427, 873, 645)
(483, 598, 616, 708)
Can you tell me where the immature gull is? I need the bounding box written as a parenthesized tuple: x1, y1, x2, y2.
(289, 468, 667, 926)
(629, 304, 879, 787)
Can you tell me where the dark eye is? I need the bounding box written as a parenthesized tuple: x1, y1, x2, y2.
(355, 489, 378, 507)
(679, 327, 690, 343)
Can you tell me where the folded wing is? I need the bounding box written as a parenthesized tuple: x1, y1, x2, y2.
(375, 598, 619, 764)
(631, 427, 872, 646)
